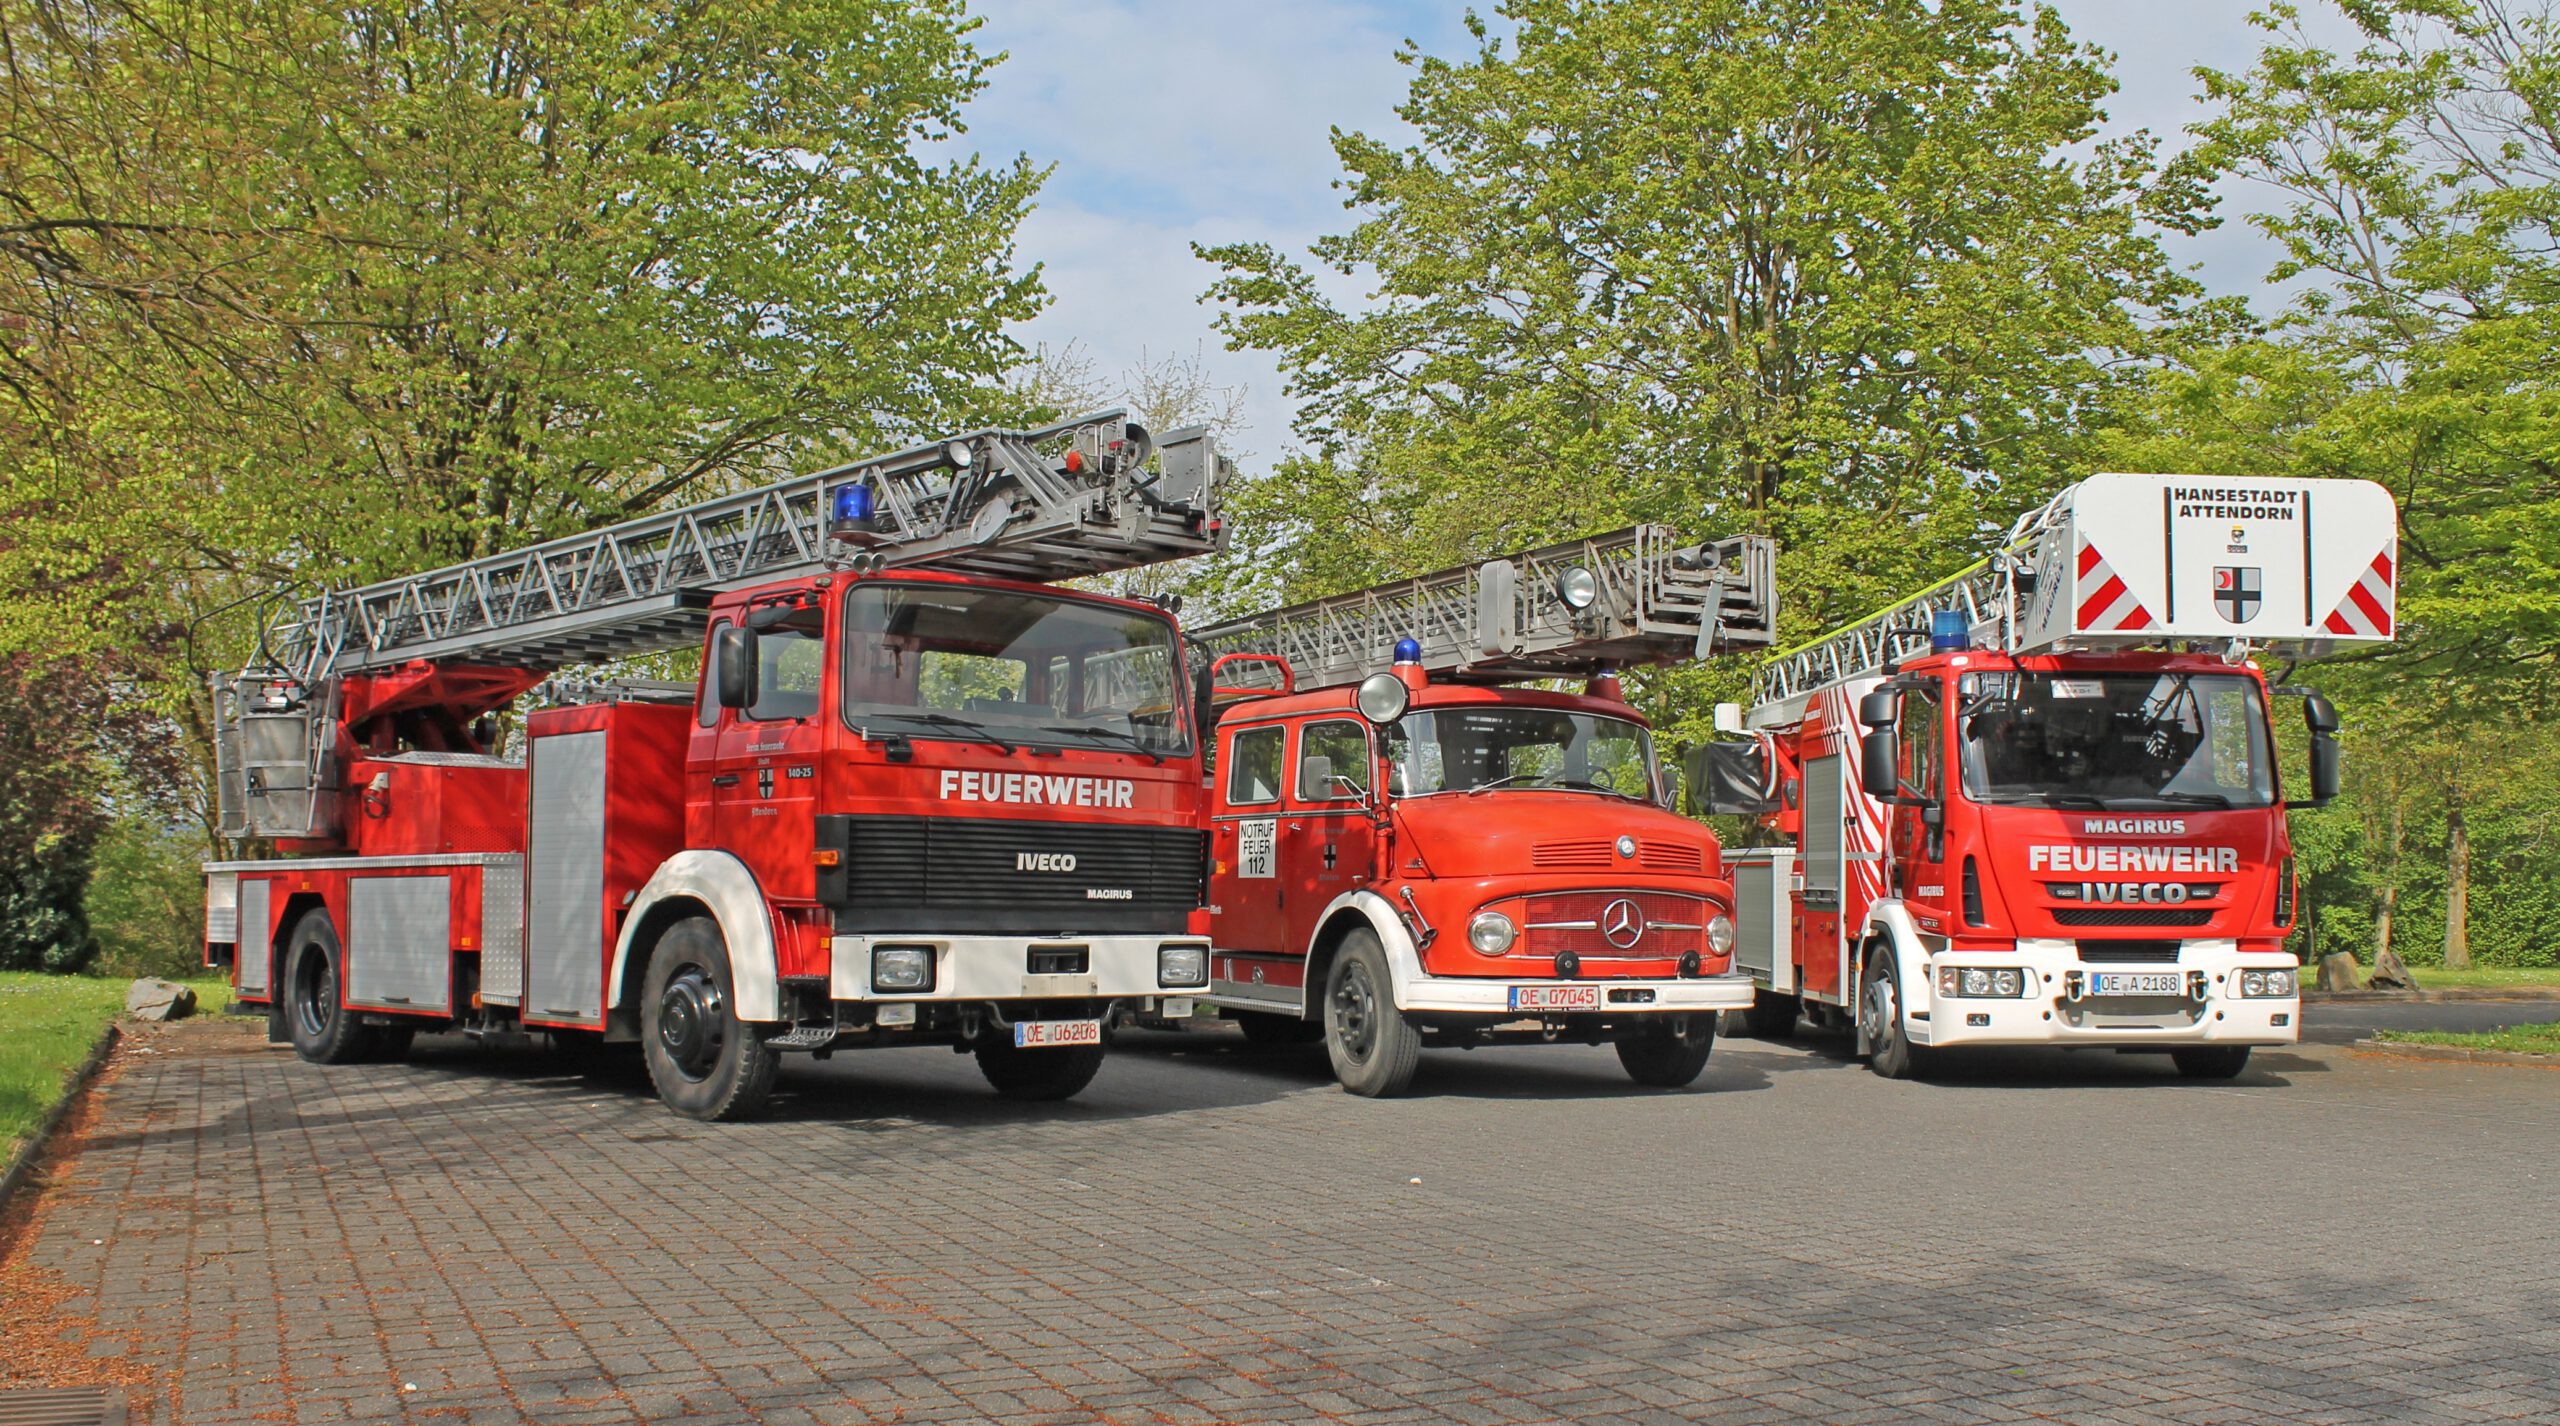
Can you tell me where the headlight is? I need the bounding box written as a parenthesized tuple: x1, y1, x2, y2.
(2237, 968, 2296, 998)
(871, 945, 934, 993)
(1468, 910, 1517, 956)
(1936, 966, 2027, 998)
(1705, 914, 1735, 955)
(1158, 943, 1209, 988)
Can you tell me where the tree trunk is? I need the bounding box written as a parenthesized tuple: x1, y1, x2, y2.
(2443, 802, 2471, 970)
(2374, 804, 2404, 962)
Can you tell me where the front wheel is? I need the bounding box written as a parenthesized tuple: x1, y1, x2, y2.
(1860, 951, 1934, 1081)
(283, 910, 372, 1065)
(2172, 1046, 2252, 1080)
(1322, 929, 1421, 1097)
(1616, 1017, 1716, 1088)
(640, 917, 778, 1121)
(975, 1038, 1107, 1101)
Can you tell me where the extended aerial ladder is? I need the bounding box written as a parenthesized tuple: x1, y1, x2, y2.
(214, 411, 1230, 840)
(1192, 525, 1777, 688)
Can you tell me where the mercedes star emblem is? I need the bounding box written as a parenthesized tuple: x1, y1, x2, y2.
(1600, 897, 1646, 950)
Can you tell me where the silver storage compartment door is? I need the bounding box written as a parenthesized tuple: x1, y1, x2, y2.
(348, 875, 453, 1012)
(236, 877, 272, 995)
(1730, 849, 1796, 993)
(526, 730, 608, 1025)
(1801, 754, 1843, 907)
(480, 854, 526, 1006)
(204, 870, 240, 948)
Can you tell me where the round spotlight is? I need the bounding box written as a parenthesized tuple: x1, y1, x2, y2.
(945, 440, 974, 469)
(1558, 566, 1599, 610)
(1355, 671, 1409, 726)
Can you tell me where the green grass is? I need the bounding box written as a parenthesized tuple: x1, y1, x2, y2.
(2375, 1021, 2560, 1056)
(0, 972, 238, 1164)
(2369, 965, 2560, 993)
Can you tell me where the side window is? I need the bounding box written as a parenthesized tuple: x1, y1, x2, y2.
(697, 619, 730, 728)
(1899, 685, 1943, 799)
(1299, 719, 1370, 801)
(1227, 725, 1283, 805)
(748, 612, 824, 722)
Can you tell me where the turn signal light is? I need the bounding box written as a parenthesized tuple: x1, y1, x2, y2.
(813, 849, 842, 867)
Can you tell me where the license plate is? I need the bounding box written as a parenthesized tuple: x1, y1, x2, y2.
(1013, 1018, 1103, 1048)
(1510, 984, 1603, 1013)
(2087, 972, 2183, 997)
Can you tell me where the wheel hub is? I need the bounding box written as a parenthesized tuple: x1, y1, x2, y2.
(1333, 963, 1376, 1061)
(1864, 972, 1897, 1046)
(657, 967, 725, 1079)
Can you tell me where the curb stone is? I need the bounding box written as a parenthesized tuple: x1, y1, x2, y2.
(0, 1023, 120, 1215)
(2352, 1036, 2560, 1068)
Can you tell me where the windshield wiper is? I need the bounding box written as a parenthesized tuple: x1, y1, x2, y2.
(1042, 723, 1165, 765)
(1463, 772, 1555, 796)
(904, 712, 1016, 755)
(2143, 790, 2238, 809)
(2030, 792, 2109, 809)
(1546, 777, 1642, 800)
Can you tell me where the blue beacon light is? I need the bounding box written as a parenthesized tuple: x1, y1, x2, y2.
(1393, 637, 1422, 664)
(1929, 609, 1970, 652)
(831, 482, 876, 525)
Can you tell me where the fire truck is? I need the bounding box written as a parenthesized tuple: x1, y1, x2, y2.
(201, 411, 1229, 1119)
(1184, 525, 1779, 1095)
(1691, 473, 2398, 1079)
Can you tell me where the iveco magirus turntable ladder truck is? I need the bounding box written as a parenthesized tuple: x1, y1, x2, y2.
(1182, 525, 1779, 1094)
(203, 411, 1230, 1119)
(1690, 474, 2398, 1079)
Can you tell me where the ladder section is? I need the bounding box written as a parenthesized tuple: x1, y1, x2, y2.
(266, 411, 1227, 679)
(1749, 559, 2011, 712)
(1195, 526, 1776, 689)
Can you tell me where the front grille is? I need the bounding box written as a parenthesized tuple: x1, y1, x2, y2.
(1532, 840, 1612, 869)
(2077, 939, 2183, 963)
(1521, 890, 1705, 959)
(820, 815, 1205, 931)
(2053, 907, 2214, 927)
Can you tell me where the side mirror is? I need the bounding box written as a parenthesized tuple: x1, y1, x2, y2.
(715, 626, 756, 709)
(1297, 754, 1335, 801)
(1858, 689, 1898, 729)
(2307, 735, 2341, 806)
(1861, 727, 1900, 801)
(1654, 764, 1683, 812)
(1712, 701, 1746, 735)
(2303, 691, 2340, 735)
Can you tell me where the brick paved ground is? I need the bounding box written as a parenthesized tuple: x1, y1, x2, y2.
(5, 1018, 2557, 1425)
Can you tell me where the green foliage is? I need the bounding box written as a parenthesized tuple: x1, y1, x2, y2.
(0, 658, 102, 973)
(1198, 0, 2214, 641)
(87, 819, 208, 981)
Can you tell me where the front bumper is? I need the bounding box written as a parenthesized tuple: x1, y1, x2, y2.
(1397, 970, 1756, 1017)
(1913, 940, 2299, 1049)
(828, 933, 1210, 1002)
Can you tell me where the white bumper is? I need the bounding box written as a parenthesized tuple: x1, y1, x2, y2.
(828, 933, 1209, 1002)
(1397, 971, 1757, 1017)
(1911, 939, 2299, 1049)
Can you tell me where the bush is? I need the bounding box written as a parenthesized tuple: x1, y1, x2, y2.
(0, 828, 98, 973)
(88, 818, 207, 980)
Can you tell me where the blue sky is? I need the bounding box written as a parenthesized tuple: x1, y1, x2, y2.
(953, 1, 2362, 465)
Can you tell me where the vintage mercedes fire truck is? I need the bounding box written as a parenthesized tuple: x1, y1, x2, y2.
(1692, 473, 2398, 1079)
(1185, 526, 1779, 1094)
(202, 412, 1228, 1119)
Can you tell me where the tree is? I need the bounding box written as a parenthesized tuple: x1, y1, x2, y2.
(1198, 0, 2212, 643)
(0, 0, 1048, 837)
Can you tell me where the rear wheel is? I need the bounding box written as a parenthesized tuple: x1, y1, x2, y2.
(283, 910, 373, 1065)
(975, 1038, 1107, 1101)
(640, 917, 778, 1121)
(1740, 991, 1801, 1039)
(1234, 1010, 1323, 1046)
(1323, 929, 1422, 1097)
(2172, 1046, 2252, 1080)
(1616, 1017, 1716, 1088)
(1860, 951, 1934, 1081)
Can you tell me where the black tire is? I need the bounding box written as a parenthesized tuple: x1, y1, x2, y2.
(283, 909, 374, 1065)
(1322, 928, 1422, 1097)
(1234, 1010, 1323, 1046)
(1616, 1017, 1717, 1088)
(1741, 991, 1802, 1039)
(975, 1037, 1107, 1101)
(2172, 1046, 2252, 1080)
(1860, 950, 1934, 1080)
(639, 917, 779, 1122)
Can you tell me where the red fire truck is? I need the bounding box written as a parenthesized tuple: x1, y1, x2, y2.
(1691, 473, 2398, 1079)
(1184, 526, 1779, 1095)
(202, 412, 1229, 1119)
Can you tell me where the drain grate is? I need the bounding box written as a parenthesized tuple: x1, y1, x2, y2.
(0, 1389, 122, 1426)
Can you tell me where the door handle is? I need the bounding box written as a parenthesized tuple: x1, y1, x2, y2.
(710, 774, 741, 787)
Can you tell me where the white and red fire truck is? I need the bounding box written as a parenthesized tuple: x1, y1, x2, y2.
(202, 412, 1229, 1119)
(1693, 473, 2397, 1078)
(1184, 526, 1779, 1094)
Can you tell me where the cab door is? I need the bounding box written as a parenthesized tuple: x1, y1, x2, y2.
(1281, 717, 1378, 957)
(709, 604, 827, 903)
(1208, 720, 1294, 1004)
(1889, 682, 1950, 930)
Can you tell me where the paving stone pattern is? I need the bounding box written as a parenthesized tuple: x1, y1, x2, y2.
(14, 1024, 2560, 1425)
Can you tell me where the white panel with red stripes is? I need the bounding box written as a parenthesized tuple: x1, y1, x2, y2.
(2074, 539, 2157, 634)
(2321, 544, 2396, 638)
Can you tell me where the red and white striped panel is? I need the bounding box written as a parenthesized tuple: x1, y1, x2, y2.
(2321, 545, 2396, 637)
(2075, 539, 2157, 633)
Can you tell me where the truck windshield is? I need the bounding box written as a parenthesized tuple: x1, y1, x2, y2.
(1387, 707, 1656, 799)
(840, 583, 1191, 756)
(1957, 671, 2275, 810)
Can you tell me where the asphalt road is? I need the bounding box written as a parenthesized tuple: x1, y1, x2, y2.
(5, 1012, 2555, 1425)
(2298, 995, 2560, 1043)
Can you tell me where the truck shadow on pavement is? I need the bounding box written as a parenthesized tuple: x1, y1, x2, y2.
(1111, 1026, 1783, 1100)
(1734, 1029, 2323, 1088)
